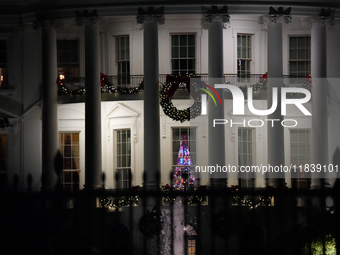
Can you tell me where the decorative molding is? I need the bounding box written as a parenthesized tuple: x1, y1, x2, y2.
(107, 119, 111, 142)
(202, 116, 207, 138)
(136, 7, 165, 24)
(32, 19, 65, 30)
(75, 9, 99, 26)
(161, 116, 166, 138)
(106, 103, 140, 142)
(302, 9, 335, 27)
(231, 125, 236, 142)
(203, 6, 230, 24)
(258, 6, 292, 24)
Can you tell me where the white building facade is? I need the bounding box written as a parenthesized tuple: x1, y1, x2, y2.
(0, 1, 339, 193)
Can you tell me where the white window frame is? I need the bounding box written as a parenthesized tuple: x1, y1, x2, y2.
(238, 128, 255, 188)
(59, 132, 80, 191)
(171, 127, 197, 189)
(290, 129, 311, 189)
(288, 35, 311, 79)
(57, 39, 80, 81)
(237, 34, 252, 78)
(115, 129, 132, 189)
(171, 34, 196, 75)
(115, 35, 130, 85)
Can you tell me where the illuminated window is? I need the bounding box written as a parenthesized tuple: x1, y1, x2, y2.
(0, 40, 8, 89)
(237, 34, 252, 78)
(116, 129, 131, 189)
(185, 225, 197, 255)
(172, 128, 197, 190)
(289, 36, 311, 78)
(171, 34, 196, 75)
(57, 40, 80, 81)
(238, 128, 255, 188)
(115, 36, 130, 85)
(59, 132, 80, 191)
(0, 134, 7, 190)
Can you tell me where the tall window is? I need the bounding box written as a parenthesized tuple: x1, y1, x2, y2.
(172, 128, 196, 166)
(115, 36, 130, 85)
(116, 130, 131, 189)
(59, 132, 80, 191)
(0, 134, 7, 190)
(290, 129, 311, 189)
(171, 34, 196, 75)
(289, 36, 311, 78)
(238, 128, 255, 188)
(0, 40, 8, 89)
(57, 39, 79, 81)
(237, 34, 252, 77)
(185, 225, 197, 255)
(172, 128, 197, 190)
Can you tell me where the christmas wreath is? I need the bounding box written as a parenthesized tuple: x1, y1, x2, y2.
(138, 207, 162, 239)
(160, 83, 203, 123)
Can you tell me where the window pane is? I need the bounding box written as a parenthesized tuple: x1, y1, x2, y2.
(188, 46, 195, 58)
(290, 49, 298, 60)
(180, 47, 187, 58)
(298, 50, 306, 59)
(298, 37, 306, 48)
(188, 35, 195, 46)
(172, 47, 179, 58)
(289, 36, 311, 77)
(290, 37, 297, 48)
(180, 35, 187, 46)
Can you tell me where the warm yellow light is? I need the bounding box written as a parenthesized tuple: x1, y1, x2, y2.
(0, 75, 3, 81)
(59, 74, 65, 80)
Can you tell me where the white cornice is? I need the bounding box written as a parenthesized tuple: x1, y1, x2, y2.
(0, 1, 339, 32)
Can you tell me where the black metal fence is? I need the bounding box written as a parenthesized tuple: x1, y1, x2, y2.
(1, 181, 340, 255)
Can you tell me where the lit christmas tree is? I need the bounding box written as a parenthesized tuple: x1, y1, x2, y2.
(173, 134, 197, 190)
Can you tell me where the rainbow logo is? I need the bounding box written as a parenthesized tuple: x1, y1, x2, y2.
(196, 82, 223, 115)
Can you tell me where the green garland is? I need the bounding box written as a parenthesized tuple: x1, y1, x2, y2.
(161, 184, 208, 205)
(100, 195, 139, 209)
(101, 83, 143, 94)
(231, 185, 272, 207)
(58, 82, 142, 96)
(160, 83, 202, 123)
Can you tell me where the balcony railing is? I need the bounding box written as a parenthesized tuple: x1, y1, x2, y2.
(58, 74, 311, 96)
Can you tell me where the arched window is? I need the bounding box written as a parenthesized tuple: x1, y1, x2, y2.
(184, 225, 197, 255)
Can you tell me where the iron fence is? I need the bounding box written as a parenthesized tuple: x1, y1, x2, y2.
(1, 180, 339, 255)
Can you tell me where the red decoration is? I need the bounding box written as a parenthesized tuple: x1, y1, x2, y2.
(231, 185, 239, 191)
(259, 73, 267, 82)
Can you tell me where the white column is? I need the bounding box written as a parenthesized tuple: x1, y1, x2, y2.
(138, 14, 162, 191)
(267, 21, 285, 188)
(85, 22, 102, 189)
(41, 24, 58, 191)
(206, 16, 226, 186)
(311, 22, 328, 188)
